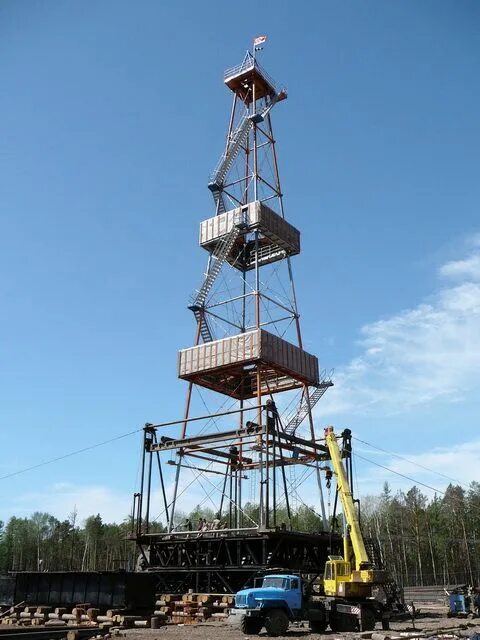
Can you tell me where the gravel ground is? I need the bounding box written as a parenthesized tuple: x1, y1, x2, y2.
(120, 610, 480, 640)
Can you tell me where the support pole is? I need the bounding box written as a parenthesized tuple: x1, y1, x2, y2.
(153, 433, 170, 526)
(138, 429, 147, 536)
(145, 433, 153, 533)
(266, 111, 329, 529)
(169, 320, 202, 532)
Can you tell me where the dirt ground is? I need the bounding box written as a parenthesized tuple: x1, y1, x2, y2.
(121, 609, 480, 640)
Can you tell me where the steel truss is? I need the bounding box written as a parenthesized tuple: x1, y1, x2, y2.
(135, 529, 342, 594)
(130, 46, 337, 593)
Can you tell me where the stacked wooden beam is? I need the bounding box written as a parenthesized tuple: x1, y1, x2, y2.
(0, 591, 234, 629)
(154, 592, 233, 625)
(0, 605, 111, 628)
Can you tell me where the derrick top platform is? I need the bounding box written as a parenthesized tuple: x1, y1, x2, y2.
(224, 53, 287, 104)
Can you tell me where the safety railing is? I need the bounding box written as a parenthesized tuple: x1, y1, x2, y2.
(224, 58, 279, 95)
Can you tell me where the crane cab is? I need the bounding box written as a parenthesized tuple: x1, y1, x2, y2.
(323, 556, 375, 598)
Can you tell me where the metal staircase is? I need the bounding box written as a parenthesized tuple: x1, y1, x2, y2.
(209, 114, 253, 189)
(189, 223, 246, 341)
(208, 91, 287, 209)
(284, 380, 333, 435)
(212, 189, 226, 215)
(364, 538, 404, 609)
(193, 224, 243, 307)
(251, 89, 287, 124)
(191, 307, 214, 343)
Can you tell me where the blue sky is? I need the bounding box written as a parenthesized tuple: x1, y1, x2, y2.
(1, 1, 479, 523)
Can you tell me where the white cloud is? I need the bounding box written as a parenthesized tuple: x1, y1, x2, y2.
(3, 462, 237, 525)
(5, 483, 133, 524)
(440, 255, 480, 281)
(355, 438, 480, 498)
(318, 236, 480, 417)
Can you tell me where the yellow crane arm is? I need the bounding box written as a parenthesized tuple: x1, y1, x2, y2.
(324, 426, 370, 571)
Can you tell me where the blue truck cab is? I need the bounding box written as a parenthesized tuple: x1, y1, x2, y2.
(229, 574, 327, 636)
(236, 574, 303, 612)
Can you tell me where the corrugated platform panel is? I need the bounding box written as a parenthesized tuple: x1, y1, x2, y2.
(199, 201, 300, 263)
(178, 329, 318, 399)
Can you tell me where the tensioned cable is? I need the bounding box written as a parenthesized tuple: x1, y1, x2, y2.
(275, 465, 316, 512)
(191, 465, 258, 526)
(259, 263, 292, 310)
(350, 447, 480, 517)
(0, 427, 142, 481)
(151, 369, 255, 523)
(353, 436, 468, 489)
(276, 468, 325, 521)
(349, 449, 446, 496)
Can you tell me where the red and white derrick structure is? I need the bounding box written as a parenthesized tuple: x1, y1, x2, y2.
(132, 46, 337, 593)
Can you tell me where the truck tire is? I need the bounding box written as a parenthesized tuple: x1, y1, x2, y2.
(264, 608, 289, 637)
(309, 620, 328, 633)
(240, 616, 263, 635)
(361, 608, 376, 631)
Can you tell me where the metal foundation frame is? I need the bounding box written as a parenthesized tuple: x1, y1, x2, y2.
(135, 529, 342, 593)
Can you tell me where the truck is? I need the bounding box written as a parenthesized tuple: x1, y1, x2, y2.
(229, 427, 396, 636)
(230, 571, 385, 635)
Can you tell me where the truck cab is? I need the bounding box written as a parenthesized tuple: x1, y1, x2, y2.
(230, 574, 327, 636)
(323, 555, 378, 598)
(235, 574, 303, 613)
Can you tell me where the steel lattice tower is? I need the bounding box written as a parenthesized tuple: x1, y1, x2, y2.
(132, 45, 337, 592)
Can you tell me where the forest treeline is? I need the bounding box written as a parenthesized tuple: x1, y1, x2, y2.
(0, 482, 479, 586)
(361, 482, 480, 587)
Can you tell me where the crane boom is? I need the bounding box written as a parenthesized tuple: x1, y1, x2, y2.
(324, 426, 370, 570)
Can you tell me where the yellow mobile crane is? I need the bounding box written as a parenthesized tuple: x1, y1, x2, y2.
(312, 426, 405, 631)
(230, 427, 400, 635)
(323, 426, 387, 600)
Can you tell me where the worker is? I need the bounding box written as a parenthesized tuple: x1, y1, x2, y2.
(465, 585, 473, 614)
(474, 589, 480, 616)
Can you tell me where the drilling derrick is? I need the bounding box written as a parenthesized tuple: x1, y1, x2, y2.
(132, 46, 338, 594)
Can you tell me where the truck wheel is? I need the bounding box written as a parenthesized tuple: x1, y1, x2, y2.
(309, 620, 328, 633)
(264, 609, 289, 637)
(361, 608, 376, 631)
(240, 616, 263, 635)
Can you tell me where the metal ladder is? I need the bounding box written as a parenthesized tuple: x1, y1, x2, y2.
(364, 537, 384, 569)
(284, 381, 333, 436)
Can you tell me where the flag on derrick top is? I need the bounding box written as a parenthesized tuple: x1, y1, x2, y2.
(253, 35, 267, 48)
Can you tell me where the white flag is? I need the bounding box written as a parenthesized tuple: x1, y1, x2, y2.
(253, 35, 267, 47)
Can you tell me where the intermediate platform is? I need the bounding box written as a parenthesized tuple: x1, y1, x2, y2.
(199, 201, 300, 270)
(178, 329, 319, 399)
